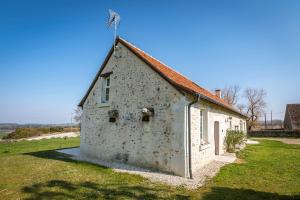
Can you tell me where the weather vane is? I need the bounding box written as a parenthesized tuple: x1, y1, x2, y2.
(107, 9, 121, 55)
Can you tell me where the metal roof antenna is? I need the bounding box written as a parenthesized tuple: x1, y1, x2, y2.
(107, 9, 121, 55)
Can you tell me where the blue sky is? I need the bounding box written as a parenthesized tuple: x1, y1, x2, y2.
(1, 0, 300, 123)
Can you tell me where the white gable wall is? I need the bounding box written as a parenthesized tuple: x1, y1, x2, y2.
(80, 43, 189, 176)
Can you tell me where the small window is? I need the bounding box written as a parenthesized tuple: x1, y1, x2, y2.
(200, 110, 204, 143)
(200, 109, 208, 145)
(235, 125, 239, 131)
(240, 121, 243, 131)
(101, 77, 110, 103)
(106, 77, 110, 86)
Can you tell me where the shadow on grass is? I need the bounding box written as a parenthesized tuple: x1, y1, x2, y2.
(23, 150, 109, 170)
(22, 150, 191, 199)
(22, 179, 190, 200)
(23, 150, 299, 200)
(21, 180, 299, 200)
(201, 187, 299, 200)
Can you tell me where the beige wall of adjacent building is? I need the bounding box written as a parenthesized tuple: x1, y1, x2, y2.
(190, 101, 246, 173)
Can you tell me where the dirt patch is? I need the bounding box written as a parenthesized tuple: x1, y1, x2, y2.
(235, 158, 246, 164)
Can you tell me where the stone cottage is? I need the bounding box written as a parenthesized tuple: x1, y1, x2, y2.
(78, 37, 247, 178)
(284, 104, 300, 130)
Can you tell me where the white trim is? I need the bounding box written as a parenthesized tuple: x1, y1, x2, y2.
(199, 143, 211, 151)
(97, 103, 110, 108)
(200, 110, 204, 143)
(101, 76, 110, 103)
(184, 105, 189, 178)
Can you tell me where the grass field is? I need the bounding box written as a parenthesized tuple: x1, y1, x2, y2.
(0, 137, 299, 199)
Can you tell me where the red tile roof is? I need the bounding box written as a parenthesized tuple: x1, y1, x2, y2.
(79, 37, 245, 117)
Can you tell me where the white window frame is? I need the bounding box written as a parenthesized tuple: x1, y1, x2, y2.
(199, 109, 208, 145)
(200, 110, 204, 144)
(240, 120, 243, 132)
(235, 125, 239, 131)
(101, 76, 110, 103)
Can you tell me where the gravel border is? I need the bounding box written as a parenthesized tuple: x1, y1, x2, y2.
(0, 132, 80, 142)
(246, 139, 260, 144)
(254, 137, 300, 145)
(26, 132, 80, 141)
(57, 148, 235, 189)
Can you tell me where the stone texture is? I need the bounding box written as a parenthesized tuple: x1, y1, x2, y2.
(81, 43, 188, 177)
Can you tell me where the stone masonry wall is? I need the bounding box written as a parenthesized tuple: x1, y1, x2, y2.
(80, 43, 189, 176)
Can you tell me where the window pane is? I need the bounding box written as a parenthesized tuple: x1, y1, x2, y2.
(106, 77, 110, 87)
(105, 88, 109, 101)
(235, 126, 239, 131)
(101, 76, 110, 103)
(200, 110, 203, 141)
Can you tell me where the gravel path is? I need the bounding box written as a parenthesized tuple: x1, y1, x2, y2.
(246, 139, 260, 144)
(57, 148, 235, 189)
(255, 137, 300, 145)
(25, 132, 80, 141)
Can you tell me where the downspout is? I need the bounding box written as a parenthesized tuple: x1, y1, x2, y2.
(187, 93, 200, 179)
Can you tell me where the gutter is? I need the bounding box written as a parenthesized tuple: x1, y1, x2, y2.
(187, 94, 200, 179)
(189, 90, 247, 119)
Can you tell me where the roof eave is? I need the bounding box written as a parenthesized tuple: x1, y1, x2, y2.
(191, 91, 247, 119)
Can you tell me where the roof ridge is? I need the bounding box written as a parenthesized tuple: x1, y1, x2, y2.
(117, 37, 239, 111)
(118, 37, 223, 101)
(118, 37, 198, 83)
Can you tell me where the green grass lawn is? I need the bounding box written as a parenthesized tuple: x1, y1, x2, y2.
(0, 138, 299, 200)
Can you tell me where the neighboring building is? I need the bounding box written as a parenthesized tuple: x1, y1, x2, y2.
(284, 104, 300, 130)
(79, 37, 247, 178)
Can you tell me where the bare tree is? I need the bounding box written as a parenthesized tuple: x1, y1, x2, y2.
(222, 85, 240, 105)
(237, 103, 246, 113)
(243, 88, 267, 130)
(74, 107, 82, 124)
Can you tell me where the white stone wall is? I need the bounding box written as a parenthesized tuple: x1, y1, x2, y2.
(190, 100, 246, 173)
(81, 43, 189, 176)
